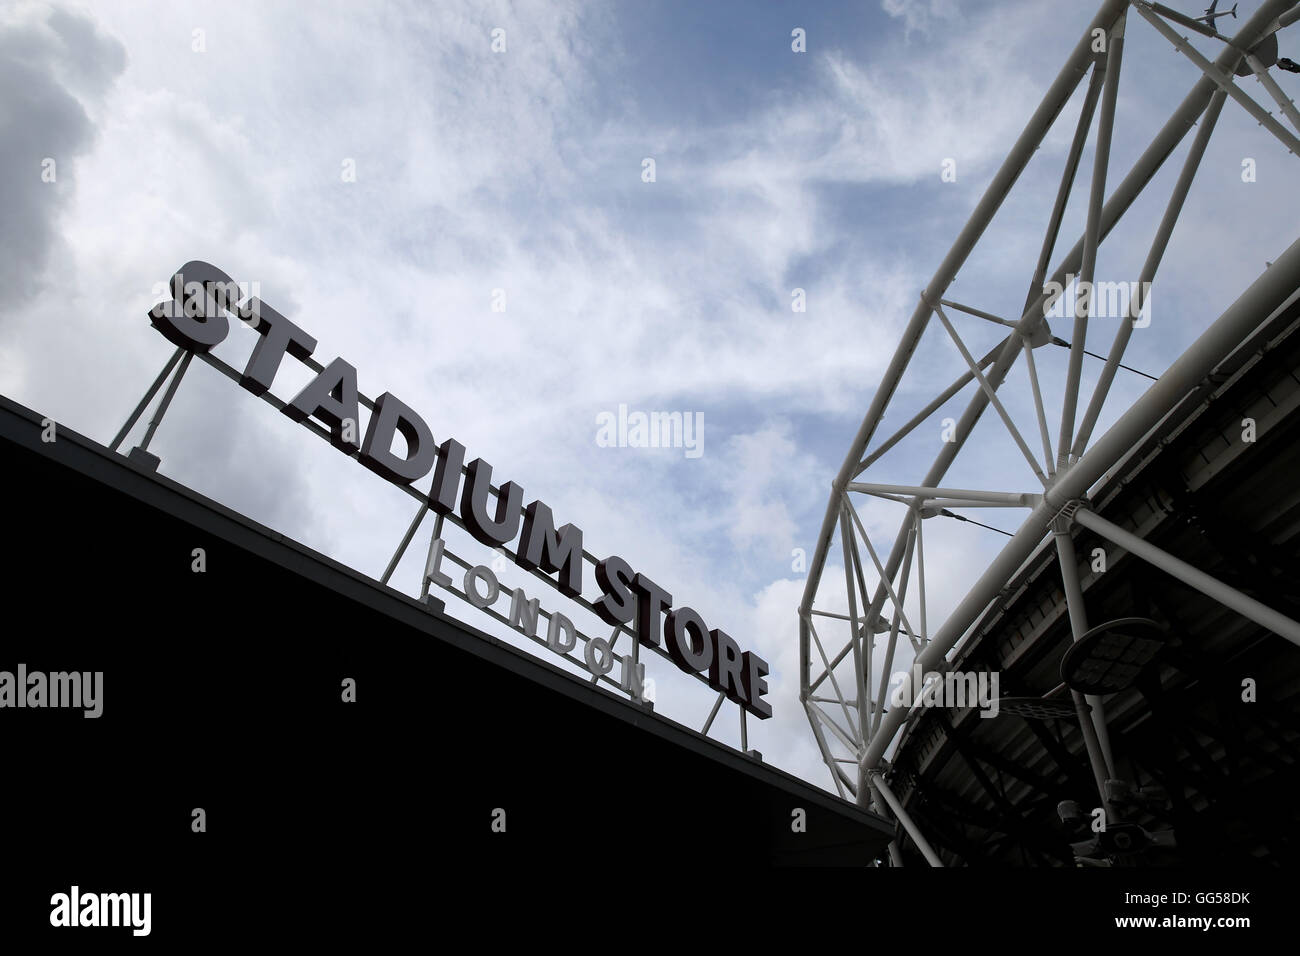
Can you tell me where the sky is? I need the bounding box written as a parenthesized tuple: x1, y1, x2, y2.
(2, 0, 1299, 792)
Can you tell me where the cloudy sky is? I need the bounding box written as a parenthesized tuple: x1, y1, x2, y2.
(3, 0, 1298, 790)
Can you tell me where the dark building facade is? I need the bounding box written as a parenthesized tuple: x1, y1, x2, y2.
(0, 392, 892, 939)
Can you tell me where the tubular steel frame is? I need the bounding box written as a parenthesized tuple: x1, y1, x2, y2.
(797, 0, 1300, 862)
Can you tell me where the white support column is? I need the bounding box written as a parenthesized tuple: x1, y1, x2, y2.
(1052, 519, 1118, 790)
(1060, 9, 1127, 472)
(1073, 507, 1300, 647)
(1071, 86, 1230, 461)
(1246, 53, 1300, 135)
(1022, 337, 1056, 476)
(870, 773, 945, 867)
(847, 483, 1039, 506)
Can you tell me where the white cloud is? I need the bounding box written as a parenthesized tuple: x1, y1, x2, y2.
(881, 0, 961, 36)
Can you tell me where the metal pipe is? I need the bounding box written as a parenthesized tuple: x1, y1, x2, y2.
(808, 619, 861, 748)
(809, 609, 853, 622)
(138, 351, 193, 452)
(855, 341, 1002, 475)
(381, 500, 429, 585)
(1022, 338, 1056, 474)
(1025, 66, 1107, 318)
(702, 691, 725, 736)
(111, 347, 184, 452)
(847, 483, 1038, 506)
(1071, 88, 1229, 460)
(933, 304, 1049, 484)
(417, 512, 446, 602)
(939, 298, 1017, 329)
(1073, 507, 1300, 647)
(848, 524, 880, 745)
(1060, 10, 1126, 472)
(817, 706, 863, 754)
(871, 519, 916, 739)
(1053, 525, 1117, 785)
(806, 622, 858, 696)
(843, 496, 919, 643)
(838, 509, 870, 753)
(870, 773, 944, 867)
(915, 506, 929, 646)
(924, 498, 1037, 509)
(1247, 53, 1300, 135)
(1069, 688, 1109, 804)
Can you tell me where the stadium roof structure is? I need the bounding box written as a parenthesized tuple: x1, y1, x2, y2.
(798, 0, 1300, 865)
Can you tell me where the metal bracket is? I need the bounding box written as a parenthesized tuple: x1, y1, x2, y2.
(1052, 498, 1091, 532)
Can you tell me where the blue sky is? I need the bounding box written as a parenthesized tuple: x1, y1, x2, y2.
(3, 0, 1299, 788)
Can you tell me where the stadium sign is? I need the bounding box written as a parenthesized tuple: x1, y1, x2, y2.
(146, 262, 772, 719)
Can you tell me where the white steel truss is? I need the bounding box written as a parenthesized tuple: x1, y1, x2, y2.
(797, 0, 1300, 862)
